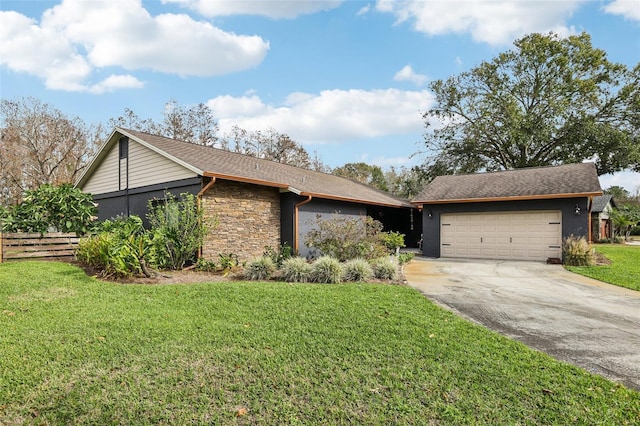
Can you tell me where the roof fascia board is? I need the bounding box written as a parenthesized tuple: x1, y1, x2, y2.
(299, 191, 411, 209)
(117, 128, 204, 176)
(202, 171, 289, 189)
(412, 191, 603, 205)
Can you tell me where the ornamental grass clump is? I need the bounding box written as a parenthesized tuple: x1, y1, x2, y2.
(311, 256, 343, 284)
(563, 235, 595, 266)
(244, 256, 276, 281)
(280, 257, 312, 283)
(342, 258, 374, 282)
(370, 257, 397, 280)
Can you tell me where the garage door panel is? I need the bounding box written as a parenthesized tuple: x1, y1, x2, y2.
(441, 211, 562, 261)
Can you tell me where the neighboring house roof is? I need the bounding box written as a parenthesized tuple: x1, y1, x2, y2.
(412, 163, 602, 204)
(76, 128, 411, 208)
(591, 194, 616, 213)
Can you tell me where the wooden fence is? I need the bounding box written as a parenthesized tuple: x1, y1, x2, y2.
(0, 232, 79, 263)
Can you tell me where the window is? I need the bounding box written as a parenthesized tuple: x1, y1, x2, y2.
(119, 137, 129, 159)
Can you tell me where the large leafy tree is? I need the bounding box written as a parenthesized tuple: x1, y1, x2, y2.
(0, 97, 100, 206)
(332, 162, 389, 192)
(422, 32, 640, 176)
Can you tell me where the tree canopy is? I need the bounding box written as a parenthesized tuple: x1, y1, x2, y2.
(332, 163, 388, 191)
(0, 97, 100, 206)
(422, 32, 640, 176)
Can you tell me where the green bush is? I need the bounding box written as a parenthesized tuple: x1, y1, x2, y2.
(342, 258, 374, 282)
(76, 216, 148, 278)
(195, 257, 218, 272)
(146, 192, 211, 270)
(304, 215, 389, 261)
(370, 257, 397, 280)
(280, 257, 312, 282)
(244, 256, 276, 281)
(381, 231, 405, 254)
(311, 256, 343, 283)
(0, 184, 97, 235)
(264, 243, 293, 267)
(398, 252, 415, 265)
(562, 235, 595, 266)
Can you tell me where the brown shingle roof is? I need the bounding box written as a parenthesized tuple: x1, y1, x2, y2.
(411, 163, 602, 204)
(119, 128, 411, 208)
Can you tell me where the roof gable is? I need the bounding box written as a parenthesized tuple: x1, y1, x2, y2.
(591, 194, 616, 212)
(77, 128, 411, 208)
(412, 163, 602, 204)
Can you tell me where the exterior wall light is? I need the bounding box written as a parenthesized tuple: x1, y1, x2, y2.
(574, 204, 581, 215)
(428, 210, 433, 218)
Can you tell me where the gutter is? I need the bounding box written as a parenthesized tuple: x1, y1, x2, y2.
(294, 195, 313, 253)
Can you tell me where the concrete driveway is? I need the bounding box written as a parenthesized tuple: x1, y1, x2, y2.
(404, 258, 640, 390)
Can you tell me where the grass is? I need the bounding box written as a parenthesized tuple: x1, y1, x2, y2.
(566, 244, 640, 291)
(1, 261, 638, 425)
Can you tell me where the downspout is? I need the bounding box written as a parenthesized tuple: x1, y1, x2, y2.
(294, 195, 313, 253)
(196, 176, 217, 258)
(587, 195, 594, 243)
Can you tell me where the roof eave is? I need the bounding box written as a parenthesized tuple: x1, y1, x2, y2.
(412, 191, 603, 205)
(299, 191, 412, 208)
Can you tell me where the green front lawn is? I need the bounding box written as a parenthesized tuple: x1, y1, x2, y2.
(567, 244, 640, 291)
(1, 261, 638, 424)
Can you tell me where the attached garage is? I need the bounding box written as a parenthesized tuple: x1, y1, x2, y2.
(412, 163, 603, 261)
(440, 211, 562, 261)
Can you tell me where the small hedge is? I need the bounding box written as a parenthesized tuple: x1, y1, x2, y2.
(280, 257, 312, 283)
(342, 258, 374, 282)
(311, 256, 343, 284)
(244, 256, 276, 281)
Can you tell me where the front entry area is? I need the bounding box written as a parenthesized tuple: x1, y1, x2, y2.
(440, 211, 562, 261)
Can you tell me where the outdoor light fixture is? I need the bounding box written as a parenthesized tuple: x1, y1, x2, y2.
(428, 210, 433, 218)
(574, 204, 581, 215)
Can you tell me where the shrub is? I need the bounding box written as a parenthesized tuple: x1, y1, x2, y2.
(311, 256, 343, 284)
(264, 243, 293, 267)
(76, 216, 149, 278)
(381, 231, 405, 254)
(244, 256, 276, 281)
(398, 252, 415, 265)
(562, 235, 595, 266)
(0, 184, 97, 235)
(280, 257, 312, 283)
(195, 257, 218, 272)
(304, 215, 388, 261)
(342, 258, 374, 282)
(146, 192, 212, 270)
(370, 257, 397, 280)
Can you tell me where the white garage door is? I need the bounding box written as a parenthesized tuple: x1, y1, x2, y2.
(440, 211, 562, 261)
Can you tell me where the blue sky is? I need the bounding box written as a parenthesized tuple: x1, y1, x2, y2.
(1, 0, 639, 193)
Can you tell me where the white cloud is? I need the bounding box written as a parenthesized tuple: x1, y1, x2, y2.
(603, 0, 640, 21)
(375, 0, 583, 45)
(162, 0, 343, 18)
(88, 74, 145, 94)
(208, 88, 434, 144)
(357, 4, 371, 16)
(393, 65, 428, 86)
(0, 0, 269, 92)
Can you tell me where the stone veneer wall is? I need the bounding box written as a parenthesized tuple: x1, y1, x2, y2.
(200, 179, 281, 262)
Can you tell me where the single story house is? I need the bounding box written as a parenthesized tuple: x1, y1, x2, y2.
(75, 128, 420, 261)
(411, 163, 603, 262)
(590, 194, 616, 241)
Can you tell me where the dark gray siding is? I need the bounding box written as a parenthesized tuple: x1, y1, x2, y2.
(297, 199, 367, 258)
(91, 177, 202, 227)
(279, 192, 297, 250)
(421, 197, 590, 258)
